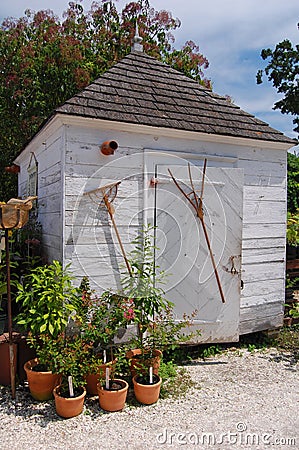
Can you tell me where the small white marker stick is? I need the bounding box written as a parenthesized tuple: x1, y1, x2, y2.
(68, 376, 74, 397)
(149, 366, 153, 384)
(103, 350, 106, 364)
(105, 367, 110, 390)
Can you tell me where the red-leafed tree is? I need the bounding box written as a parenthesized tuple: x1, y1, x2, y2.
(0, 0, 210, 200)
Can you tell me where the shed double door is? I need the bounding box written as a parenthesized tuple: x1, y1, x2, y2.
(153, 164, 243, 342)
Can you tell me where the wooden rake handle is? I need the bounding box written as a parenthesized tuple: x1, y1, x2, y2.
(168, 162, 225, 303)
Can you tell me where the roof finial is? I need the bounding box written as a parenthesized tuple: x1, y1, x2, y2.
(132, 21, 143, 52)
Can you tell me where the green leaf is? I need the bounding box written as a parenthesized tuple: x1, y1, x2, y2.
(49, 322, 54, 335)
(40, 323, 47, 333)
(17, 319, 26, 325)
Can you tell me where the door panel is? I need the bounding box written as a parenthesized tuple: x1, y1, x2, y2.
(154, 164, 243, 342)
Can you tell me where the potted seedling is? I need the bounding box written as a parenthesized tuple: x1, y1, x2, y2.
(132, 365, 162, 405)
(121, 226, 172, 375)
(75, 279, 130, 395)
(97, 364, 129, 412)
(51, 333, 89, 419)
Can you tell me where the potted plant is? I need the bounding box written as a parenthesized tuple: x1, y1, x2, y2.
(121, 226, 173, 375)
(121, 227, 199, 373)
(132, 367, 162, 405)
(96, 364, 129, 412)
(51, 333, 89, 418)
(126, 305, 199, 376)
(16, 260, 78, 400)
(75, 279, 129, 395)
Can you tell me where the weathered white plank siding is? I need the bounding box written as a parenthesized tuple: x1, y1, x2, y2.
(238, 149, 287, 334)
(63, 125, 144, 290)
(15, 126, 64, 262)
(62, 125, 288, 334)
(15, 117, 289, 338)
(36, 133, 64, 262)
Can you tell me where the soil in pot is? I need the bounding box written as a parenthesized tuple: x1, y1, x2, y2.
(126, 349, 162, 377)
(32, 363, 48, 372)
(55, 386, 84, 398)
(133, 374, 162, 405)
(53, 385, 86, 419)
(86, 358, 117, 395)
(24, 358, 60, 401)
(97, 378, 128, 412)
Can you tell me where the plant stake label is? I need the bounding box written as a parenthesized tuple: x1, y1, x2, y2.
(0, 237, 4, 262)
(68, 376, 74, 397)
(105, 367, 110, 389)
(149, 366, 153, 384)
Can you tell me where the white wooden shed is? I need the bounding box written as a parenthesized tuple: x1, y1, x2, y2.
(14, 44, 296, 343)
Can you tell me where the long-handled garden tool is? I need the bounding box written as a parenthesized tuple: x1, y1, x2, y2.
(168, 160, 225, 303)
(84, 182, 132, 277)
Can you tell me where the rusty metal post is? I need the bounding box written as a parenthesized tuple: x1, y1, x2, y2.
(5, 229, 16, 399)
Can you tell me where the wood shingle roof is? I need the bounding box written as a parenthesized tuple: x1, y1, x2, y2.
(56, 50, 295, 144)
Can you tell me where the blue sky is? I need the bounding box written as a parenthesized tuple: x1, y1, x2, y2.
(1, 0, 298, 146)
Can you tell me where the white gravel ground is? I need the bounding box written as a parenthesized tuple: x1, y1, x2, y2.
(0, 348, 298, 450)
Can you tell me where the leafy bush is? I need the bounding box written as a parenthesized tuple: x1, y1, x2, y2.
(287, 152, 299, 214)
(16, 260, 77, 337)
(287, 210, 299, 245)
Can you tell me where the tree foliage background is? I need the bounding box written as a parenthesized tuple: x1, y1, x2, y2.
(0, 0, 211, 201)
(257, 23, 299, 136)
(287, 152, 299, 214)
(2, 1, 298, 214)
(257, 22, 299, 214)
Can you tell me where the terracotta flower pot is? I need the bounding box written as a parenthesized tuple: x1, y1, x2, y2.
(24, 358, 60, 401)
(53, 385, 86, 418)
(126, 348, 162, 377)
(133, 374, 162, 405)
(97, 379, 128, 412)
(0, 335, 17, 386)
(86, 358, 117, 395)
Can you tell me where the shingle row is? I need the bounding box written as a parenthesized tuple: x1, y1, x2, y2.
(56, 51, 295, 144)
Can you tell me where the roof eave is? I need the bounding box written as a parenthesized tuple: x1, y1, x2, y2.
(54, 113, 297, 151)
(14, 113, 296, 164)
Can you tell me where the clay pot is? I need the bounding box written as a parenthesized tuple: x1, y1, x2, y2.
(17, 336, 36, 382)
(126, 348, 162, 377)
(5, 164, 20, 173)
(24, 358, 60, 401)
(133, 374, 162, 405)
(97, 379, 128, 412)
(0, 335, 17, 386)
(53, 385, 86, 418)
(100, 140, 118, 156)
(86, 359, 117, 395)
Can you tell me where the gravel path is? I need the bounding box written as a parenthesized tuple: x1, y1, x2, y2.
(0, 348, 298, 450)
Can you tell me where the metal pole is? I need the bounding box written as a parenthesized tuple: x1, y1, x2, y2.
(5, 229, 16, 398)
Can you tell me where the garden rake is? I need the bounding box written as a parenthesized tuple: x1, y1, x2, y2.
(84, 181, 132, 276)
(168, 159, 225, 303)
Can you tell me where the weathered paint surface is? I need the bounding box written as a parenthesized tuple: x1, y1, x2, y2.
(152, 165, 243, 342)
(15, 117, 289, 341)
